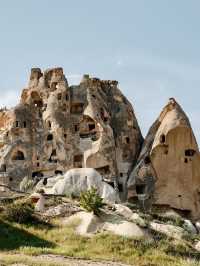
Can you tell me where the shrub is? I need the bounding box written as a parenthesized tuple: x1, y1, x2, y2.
(80, 187, 104, 215)
(3, 199, 34, 223)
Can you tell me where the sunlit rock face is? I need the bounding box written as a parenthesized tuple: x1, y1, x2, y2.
(0, 68, 143, 198)
(128, 98, 200, 219)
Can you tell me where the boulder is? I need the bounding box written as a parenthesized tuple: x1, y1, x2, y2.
(49, 168, 118, 203)
(195, 221, 200, 234)
(130, 213, 147, 227)
(149, 222, 186, 240)
(115, 204, 133, 219)
(183, 219, 197, 234)
(64, 211, 102, 236)
(102, 221, 148, 239)
(194, 241, 200, 252)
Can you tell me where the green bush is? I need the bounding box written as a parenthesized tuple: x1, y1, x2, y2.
(3, 199, 34, 223)
(80, 187, 104, 215)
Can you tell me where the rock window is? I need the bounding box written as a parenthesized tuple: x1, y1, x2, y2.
(184, 158, 188, 163)
(51, 82, 57, 91)
(32, 171, 43, 178)
(71, 103, 84, 114)
(23, 121, 26, 128)
(55, 170, 63, 175)
(48, 121, 51, 129)
(9, 177, 13, 182)
(34, 100, 43, 108)
(0, 164, 6, 172)
(88, 124, 95, 131)
(136, 184, 146, 194)
(65, 94, 68, 101)
(15, 121, 19, 128)
(185, 149, 196, 157)
(74, 154, 83, 167)
(160, 134, 165, 144)
(64, 133, 67, 139)
(52, 149, 56, 156)
(74, 125, 79, 132)
(47, 134, 53, 141)
(12, 150, 25, 160)
(118, 183, 123, 192)
(144, 156, 151, 164)
(57, 93, 62, 100)
(37, 162, 40, 167)
(126, 137, 130, 144)
(120, 173, 123, 177)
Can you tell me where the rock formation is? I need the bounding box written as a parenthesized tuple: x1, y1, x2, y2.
(128, 98, 200, 219)
(0, 67, 143, 199)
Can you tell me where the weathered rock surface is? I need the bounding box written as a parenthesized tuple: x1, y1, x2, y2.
(64, 211, 102, 236)
(149, 221, 186, 240)
(128, 98, 200, 219)
(102, 220, 148, 238)
(0, 68, 143, 200)
(37, 168, 118, 203)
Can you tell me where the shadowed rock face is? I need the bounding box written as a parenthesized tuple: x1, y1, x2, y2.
(0, 68, 143, 198)
(128, 98, 200, 219)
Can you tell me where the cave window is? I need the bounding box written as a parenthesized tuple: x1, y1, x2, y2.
(185, 149, 196, 157)
(126, 137, 130, 144)
(74, 124, 79, 132)
(15, 121, 19, 128)
(12, 150, 25, 160)
(9, 177, 13, 182)
(144, 156, 151, 164)
(118, 183, 123, 192)
(120, 173, 123, 177)
(65, 94, 68, 101)
(37, 162, 40, 167)
(71, 103, 84, 114)
(88, 124, 95, 131)
(74, 154, 83, 162)
(32, 171, 43, 178)
(52, 149, 56, 156)
(55, 170, 63, 175)
(64, 133, 67, 139)
(92, 94, 96, 98)
(51, 82, 57, 91)
(43, 178, 48, 186)
(1, 164, 6, 172)
(48, 121, 51, 129)
(136, 184, 146, 194)
(160, 134, 165, 144)
(34, 100, 43, 108)
(57, 93, 62, 100)
(23, 121, 26, 128)
(47, 134, 53, 141)
(74, 154, 83, 167)
(36, 156, 39, 160)
(184, 158, 188, 163)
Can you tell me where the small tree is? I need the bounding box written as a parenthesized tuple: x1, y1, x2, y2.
(80, 187, 104, 215)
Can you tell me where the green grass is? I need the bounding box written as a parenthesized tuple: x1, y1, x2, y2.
(0, 217, 200, 266)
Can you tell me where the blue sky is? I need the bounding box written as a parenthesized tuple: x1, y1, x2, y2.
(0, 1, 199, 144)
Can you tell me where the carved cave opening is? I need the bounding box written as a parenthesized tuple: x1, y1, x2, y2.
(12, 150, 25, 160)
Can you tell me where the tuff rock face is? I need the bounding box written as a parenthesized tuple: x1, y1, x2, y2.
(128, 98, 200, 219)
(0, 67, 143, 198)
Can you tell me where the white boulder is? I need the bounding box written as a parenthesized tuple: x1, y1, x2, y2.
(64, 211, 101, 236)
(48, 168, 118, 203)
(150, 222, 186, 240)
(102, 220, 148, 239)
(183, 219, 197, 234)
